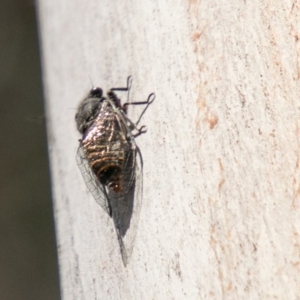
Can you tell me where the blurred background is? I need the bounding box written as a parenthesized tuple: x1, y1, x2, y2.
(0, 0, 60, 299)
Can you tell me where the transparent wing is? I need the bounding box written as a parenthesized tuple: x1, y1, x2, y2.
(76, 102, 143, 265)
(111, 110, 137, 197)
(76, 146, 111, 215)
(109, 147, 143, 266)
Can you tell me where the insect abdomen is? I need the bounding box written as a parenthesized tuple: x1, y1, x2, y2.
(83, 139, 127, 193)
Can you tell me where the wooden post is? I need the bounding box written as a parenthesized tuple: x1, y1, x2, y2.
(37, 0, 300, 298)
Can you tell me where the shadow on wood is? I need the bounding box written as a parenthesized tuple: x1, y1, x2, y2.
(108, 147, 143, 266)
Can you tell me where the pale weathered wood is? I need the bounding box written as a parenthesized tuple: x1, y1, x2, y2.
(37, 0, 300, 299)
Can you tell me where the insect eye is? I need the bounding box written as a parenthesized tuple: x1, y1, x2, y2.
(90, 87, 103, 98)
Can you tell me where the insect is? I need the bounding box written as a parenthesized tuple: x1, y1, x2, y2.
(75, 76, 155, 265)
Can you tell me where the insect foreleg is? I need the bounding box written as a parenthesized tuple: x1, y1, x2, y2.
(108, 76, 133, 108)
(109, 76, 132, 92)
(123, 93, 155, 126)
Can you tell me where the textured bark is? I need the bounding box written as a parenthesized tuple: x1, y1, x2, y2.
(38, 0, 300, 299)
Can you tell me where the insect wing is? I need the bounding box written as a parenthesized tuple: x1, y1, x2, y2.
(108, 103, 137, 196)
(76, 146, 111, 214)
(76, 101, 137, 215)
(76, 81, 154, 266)
(110, 147, 143, 266)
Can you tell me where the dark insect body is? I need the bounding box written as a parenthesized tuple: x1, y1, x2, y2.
(75, 76, 154, 265)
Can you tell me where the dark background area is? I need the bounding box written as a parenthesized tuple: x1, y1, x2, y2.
(0, 0, 60, 299)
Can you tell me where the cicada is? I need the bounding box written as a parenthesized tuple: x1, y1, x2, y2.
(75, 76, 155, 265)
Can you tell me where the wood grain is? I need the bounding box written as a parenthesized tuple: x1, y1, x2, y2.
(37, 0, 300, 298)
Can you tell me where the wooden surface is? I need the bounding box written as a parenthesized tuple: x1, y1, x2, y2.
(37, 0, 300, 299)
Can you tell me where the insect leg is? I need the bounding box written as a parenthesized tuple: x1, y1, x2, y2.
(109, 76, 133, 102)
(133, 126, 147, 138)
(125, 115, 147, 138)
(123, 93, 155, 126)
(108, 76, 133, 109)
